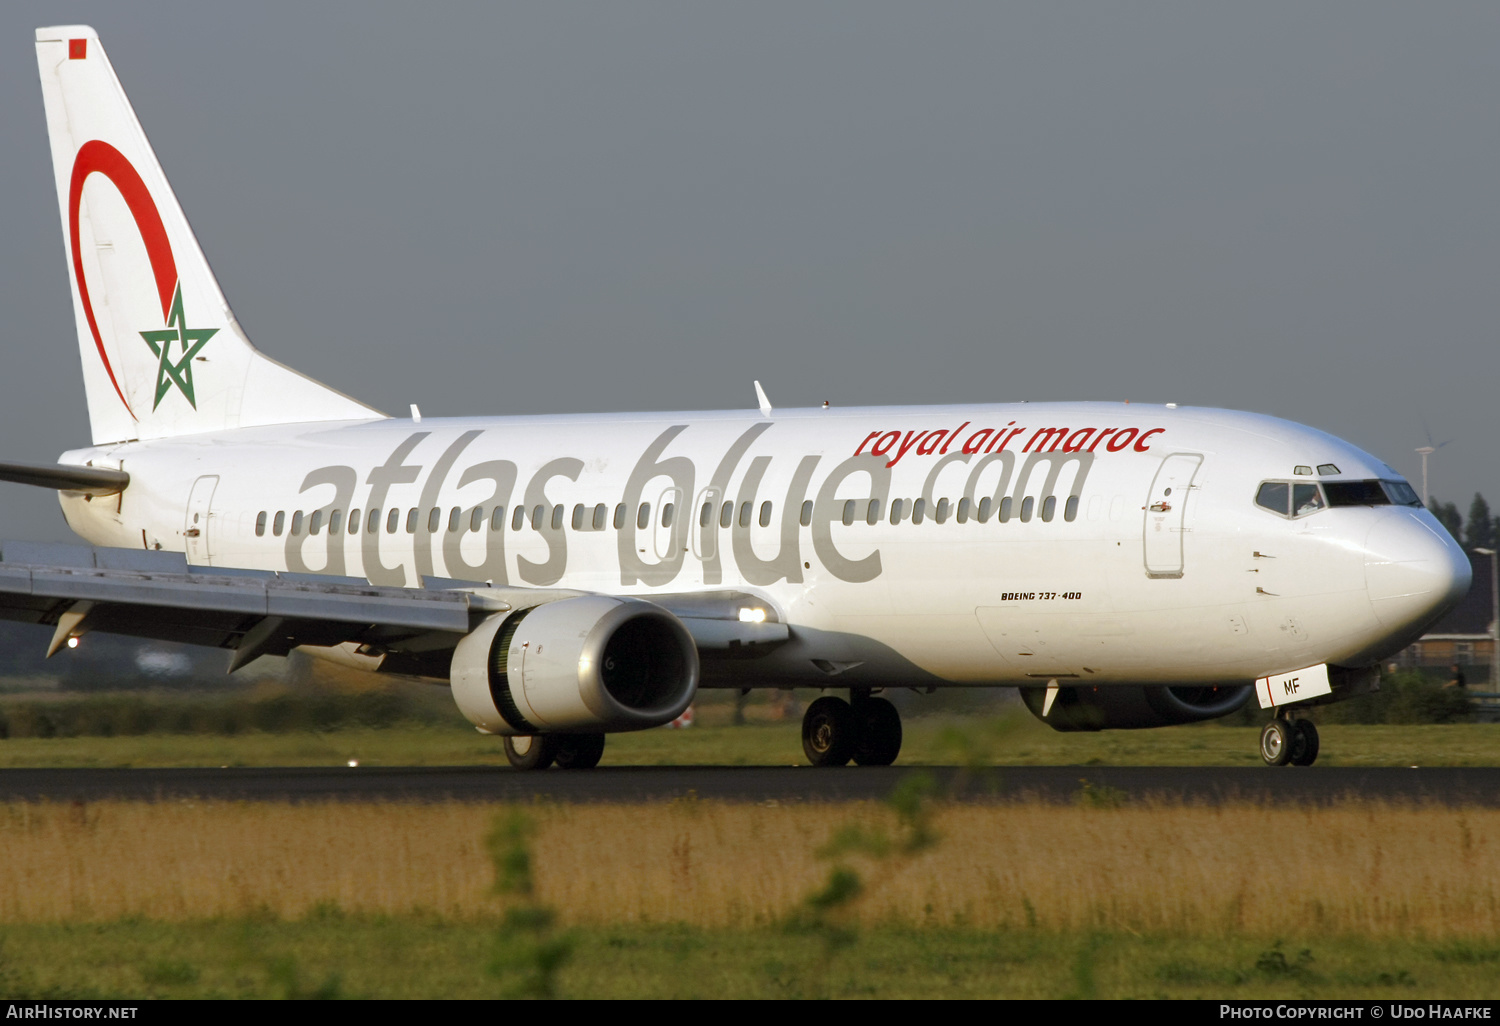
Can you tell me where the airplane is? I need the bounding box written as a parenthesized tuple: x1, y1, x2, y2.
(0, 25, 1469, 770)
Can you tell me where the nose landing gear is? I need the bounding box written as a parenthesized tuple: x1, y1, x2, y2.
(801, 690, 903, 767)
(1259, 715, 1319, 767)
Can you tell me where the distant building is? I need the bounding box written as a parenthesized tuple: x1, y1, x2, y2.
(1392, 551, 1494, 681)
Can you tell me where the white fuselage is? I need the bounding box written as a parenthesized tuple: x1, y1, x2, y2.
(56, 401, 1469, 690)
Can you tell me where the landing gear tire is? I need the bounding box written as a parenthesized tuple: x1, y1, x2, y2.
(852, 697, 903, 767)
(802, 696, 857, 767)
(504, 734, 559, 771)
(1259, 719, 1294, 767)
(1288, 719, 1320, 767)
(555, 733, 606, 770)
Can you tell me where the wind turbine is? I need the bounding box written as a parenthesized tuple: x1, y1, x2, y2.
(1416, 420, 1454, 505)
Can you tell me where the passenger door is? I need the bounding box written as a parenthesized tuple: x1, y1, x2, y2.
(1143, 454, 1202, 578)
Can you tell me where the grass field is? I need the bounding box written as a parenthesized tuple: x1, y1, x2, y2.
(4, 921, 1497, 999)
(0, 796, 1498, 998)
(1, 713, 1499, 768)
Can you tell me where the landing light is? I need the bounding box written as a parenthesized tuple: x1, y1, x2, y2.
(738, 607, 767, 623)
(66, 637, 79, 649)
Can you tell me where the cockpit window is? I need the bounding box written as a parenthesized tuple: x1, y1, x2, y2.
(1256, 477, 1422, 519)
(1255, 482, 1290, 516)
(1323, 479, 1422, 508)
(1381, 480, 1422, 507)
(1254, 480, 1324, 518)
(1292, 483, 1323, 516)
(1323, 480, 1389, 507)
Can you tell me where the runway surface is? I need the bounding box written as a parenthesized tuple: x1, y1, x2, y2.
(1, 764, 1499, 804)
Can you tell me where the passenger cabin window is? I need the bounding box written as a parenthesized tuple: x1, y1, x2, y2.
(1064, 496, 1080, 522)
(255, 511, 267, 537)
(471, 507, 484, 532)
(911, 498, 927, 524)
(273, 511, 285, 536)
(866, 499, 881, 525)
(449, 507, 462, 533)
(721, 502, 734, 529)
(636, 503, 650, 530)
(888, 498, 904, 524)
(389, 509, 402, 534)
(1040, 496, 1056, 522)
(308, 510, 323, 535)
(977, 497, 992, 522)
(614, 504, 626, 530)
(998, 497, 1013, 523)
(759, 501, 773, 528)
(956, 497, 971, 523)
(1019, 496, 1034, 522)
(290, 511, 304, 536)
(405, 507, 418, 533)
(329, 509, 343, 535)
(841, 500, 856, 527)
(801, 500, 814, 527)
(935, 498, 950, 524)
(593, 504, 608, 530)
(366, 508, 380, 534)
(572, 504, 586, 531)
(513, 506, 527, 531)
(739, 502, 752, 528)
(551, 505, 565, 530)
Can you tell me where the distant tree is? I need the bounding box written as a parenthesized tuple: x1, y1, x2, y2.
(1429, 498, 1463, 540)
(1466, 494, 1495, 551)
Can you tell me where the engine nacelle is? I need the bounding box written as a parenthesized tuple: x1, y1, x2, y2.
(451, 596, 699, 735)
(1019, 683, 1253, 732)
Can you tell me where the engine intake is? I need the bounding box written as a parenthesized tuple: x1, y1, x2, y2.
(1020, 683, 1252, 732)
(451, 596, 699, 735)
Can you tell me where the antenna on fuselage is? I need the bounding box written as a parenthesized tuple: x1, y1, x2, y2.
(753, 380, 773, 418)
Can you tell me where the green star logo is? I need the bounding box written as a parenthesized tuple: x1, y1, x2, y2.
(139, 283, 218, 411)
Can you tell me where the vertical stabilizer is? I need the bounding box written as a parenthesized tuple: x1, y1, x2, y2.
(35, 26, 383, 444)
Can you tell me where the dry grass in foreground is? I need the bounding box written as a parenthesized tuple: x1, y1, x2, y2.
(0, 798, 1497, 936)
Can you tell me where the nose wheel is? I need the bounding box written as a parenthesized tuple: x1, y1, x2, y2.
(801, 692, 903, 767)
(1259, 717, 1319, 767)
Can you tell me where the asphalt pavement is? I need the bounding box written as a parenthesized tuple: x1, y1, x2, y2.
(0, 764, 1496, 804)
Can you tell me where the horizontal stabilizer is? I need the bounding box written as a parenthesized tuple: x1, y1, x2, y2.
(0, 460, 128, 495)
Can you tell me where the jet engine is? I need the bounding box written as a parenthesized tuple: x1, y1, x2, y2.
(450, 596, 699, 735)
(1019, 683, 1252, 732)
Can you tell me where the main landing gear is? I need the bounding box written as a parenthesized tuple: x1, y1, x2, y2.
(503, 733, 606, 771)
(802, 690, 903, 767)
(1259, 714, 1319, 767)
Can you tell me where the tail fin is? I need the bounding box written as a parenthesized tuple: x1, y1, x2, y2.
(35, 26, 383, 445)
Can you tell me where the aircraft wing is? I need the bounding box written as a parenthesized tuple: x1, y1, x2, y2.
(0, 542, 787, 677)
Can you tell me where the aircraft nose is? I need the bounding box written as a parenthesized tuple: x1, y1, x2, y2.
(1364, 510, 1471, 631)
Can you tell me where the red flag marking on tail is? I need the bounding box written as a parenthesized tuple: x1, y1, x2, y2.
(68, 39, 86, 60)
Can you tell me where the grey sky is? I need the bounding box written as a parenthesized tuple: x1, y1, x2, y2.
(0, 2, 1496, 541)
